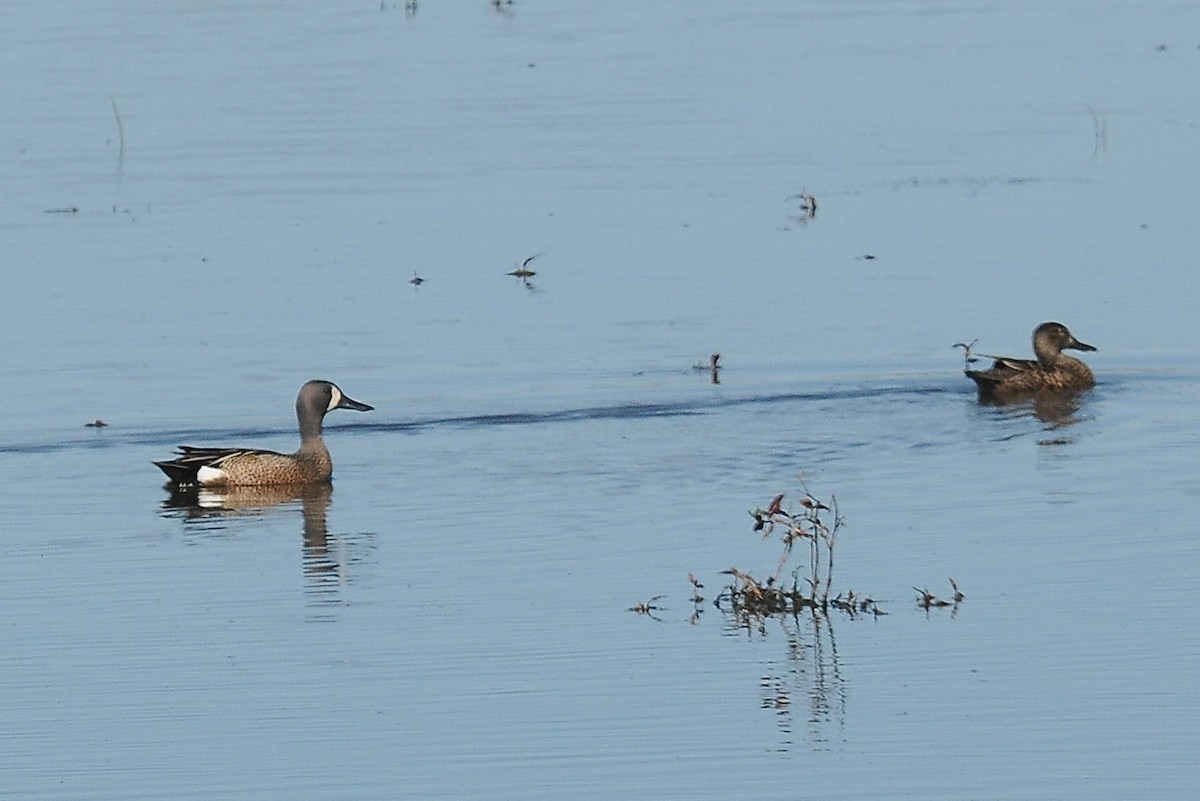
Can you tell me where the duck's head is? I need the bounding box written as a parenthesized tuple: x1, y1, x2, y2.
(297, 380, 373, 436)
(1033, 322, 1096, 367)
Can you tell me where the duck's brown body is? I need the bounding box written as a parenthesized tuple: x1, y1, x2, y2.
(154, 380, 372, 487)
(155, 443, 335, 487)
(966, 322, 1096, 403)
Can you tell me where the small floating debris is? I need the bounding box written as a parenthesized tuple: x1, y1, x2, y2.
(914, 578, 964, 610)
(629, 595, 665, 621)
(85, 419, 109, 428)
(409, 271, 425, 286)
(692, 353, 721, 384)
(782, 191, 817, 229)
(45, 207, 79, 214)
(507, 253, 540, 285)
(786, 191, 817, 218)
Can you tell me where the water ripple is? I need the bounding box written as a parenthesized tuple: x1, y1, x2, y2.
(1, 380, 962, 455)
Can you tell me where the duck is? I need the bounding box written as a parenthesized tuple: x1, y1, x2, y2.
(154, 380, 373, 487)
(965, 322, 1096, 403)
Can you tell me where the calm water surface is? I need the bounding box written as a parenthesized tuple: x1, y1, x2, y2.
(3, 1, 1199, 799)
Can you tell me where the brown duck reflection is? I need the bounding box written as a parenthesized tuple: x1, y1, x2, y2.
(1030, 391, 1087, 426)
(161, 483, 366, 601)
(978, 390, 1088, 430)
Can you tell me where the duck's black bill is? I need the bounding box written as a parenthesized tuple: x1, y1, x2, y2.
(338, 395, 374, 412)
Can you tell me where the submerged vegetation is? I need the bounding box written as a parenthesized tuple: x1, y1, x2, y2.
(718, 489, 883, 622)
(634, 483, 965, 627)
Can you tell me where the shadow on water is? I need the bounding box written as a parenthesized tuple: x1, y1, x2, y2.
(159, 483, 375, 613)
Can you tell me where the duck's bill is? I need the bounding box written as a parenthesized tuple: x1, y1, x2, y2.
(1070, 338, 1097, 352)
(337, 395, 374, 412)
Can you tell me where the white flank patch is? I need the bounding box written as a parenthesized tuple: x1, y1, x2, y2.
(197, 465, 225, 485)
(327, 384, 343, 412)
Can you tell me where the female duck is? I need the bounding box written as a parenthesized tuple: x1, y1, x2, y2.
(154, 380, 373, 487)
(965, 322, 1096, 403)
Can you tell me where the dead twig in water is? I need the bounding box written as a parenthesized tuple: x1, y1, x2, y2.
(110, 98, 126, 173)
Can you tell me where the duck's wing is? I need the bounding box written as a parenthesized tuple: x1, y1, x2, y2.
(988, 356, 1038, 373)
(154, 446, 285, 485)
(964, 356, 1039, 388)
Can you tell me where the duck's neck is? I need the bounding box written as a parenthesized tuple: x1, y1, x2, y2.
(1050, 352, 1093, 379)
(1034, 344, 1059, 369)
(291, 438, 333, 481)
(298, 411, 325, 443)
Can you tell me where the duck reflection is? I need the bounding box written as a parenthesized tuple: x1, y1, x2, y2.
(1031, 391, 1086, 426)
(161, 483, 372, 604)
(977, 390, 1088, 437)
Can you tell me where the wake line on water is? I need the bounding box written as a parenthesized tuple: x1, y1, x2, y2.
(0, 382, 960, 455)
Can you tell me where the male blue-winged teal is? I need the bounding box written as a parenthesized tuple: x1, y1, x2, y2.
(965, 322, 1096, 403)
(154, 380, 373, 487)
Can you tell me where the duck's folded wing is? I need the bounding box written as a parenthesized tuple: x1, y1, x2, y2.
(965, 356, 1039, 388)
(154, 446, 284, 484)
(989, 356, 1038, 373)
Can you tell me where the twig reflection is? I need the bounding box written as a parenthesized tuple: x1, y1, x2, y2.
(733, 611, 847, 748)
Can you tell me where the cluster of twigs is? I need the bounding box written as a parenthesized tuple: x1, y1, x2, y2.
(713, 490, 882, 620)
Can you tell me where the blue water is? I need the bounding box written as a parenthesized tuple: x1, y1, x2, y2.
(3, 1, 1199, 799)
